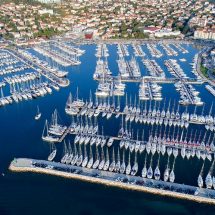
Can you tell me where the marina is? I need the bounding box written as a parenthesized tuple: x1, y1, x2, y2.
(0, 0, 215, 213)
(132, 44, 146, 57)
(159, 43, 178, 56)
(0, 42, 85, 107)
(41, 107, 215, 160)
(1, 41, 215, 209)
(146, 44, 163, 58)
(92, 44, 204, 104)
(34, 42, 82, 67)
(142, 59, 165, 78)
(63, 91, 215, 130)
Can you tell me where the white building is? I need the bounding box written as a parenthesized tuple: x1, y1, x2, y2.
(35, 0, 61, 4)
(154, 29, 181, 38)
(38, 9, 54, 15)
(194, 29, 215, 40)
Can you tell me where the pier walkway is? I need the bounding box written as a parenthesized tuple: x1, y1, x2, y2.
(95, 76, 204, 85)
(9, 158, 215, 205)
(180, 82, 195, 104)
(58, 127, 72, 143)
(146, 82, 153, 100)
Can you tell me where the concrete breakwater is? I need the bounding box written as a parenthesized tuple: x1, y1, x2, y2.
(9, 158, 215, 205)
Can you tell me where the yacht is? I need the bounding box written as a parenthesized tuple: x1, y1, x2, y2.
(35, 106, 41, 120)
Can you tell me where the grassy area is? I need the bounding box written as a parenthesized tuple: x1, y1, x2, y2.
(33, 27, 62, 39)
(200, 64, 209, 78)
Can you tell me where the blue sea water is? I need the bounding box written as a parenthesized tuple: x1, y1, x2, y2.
(0, 43, 215, 215)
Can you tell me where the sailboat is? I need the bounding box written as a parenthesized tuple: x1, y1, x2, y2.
(142, 154, 147, 178)
(71, 142, 78, 165)
(205, 160, 214, 189)
(109, 148, 116, 172)
(114, 148, 121, 172)
(61, 141, 68, 163)
(198, 162, 204, 188)
(154, 153, 161, 180)
(87, 146, 94, 168)
(35, 106, 41, 120)
(93, 146, 100, 169)
(48, 144, 57, 161)
(98, 147, 105, 170)
(147, 155, 153, 179)
(164, 156, 170, 182)
(119, 149, 126, 174)
(103, 147, 110, 171)
(169, 158, 176, 183)
(212, 177, 215, 189)
(139, 131, 145, 153)
(76, 144, 83, 166)
(131, 152, 138, 176)
(82, 144, 88, 167)
(125, 152, 131, 175)
(66, 141, 73, 164)
(42, 120, 59, 143)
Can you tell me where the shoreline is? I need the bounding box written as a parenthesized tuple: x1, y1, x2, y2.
(9, 161, 215, 205)
(14, 37, 215, 48)
(196, 49, 215, 87)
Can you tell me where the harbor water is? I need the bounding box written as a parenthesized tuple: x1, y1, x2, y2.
(0, 43, 215, 215)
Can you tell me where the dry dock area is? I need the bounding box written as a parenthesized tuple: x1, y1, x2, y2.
(9, 158, 215, 205)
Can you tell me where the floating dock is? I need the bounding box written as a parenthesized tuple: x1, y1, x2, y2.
(94, 76, 204, 85)
(9, 158, 215, 205)
(206, 85, 215, 97)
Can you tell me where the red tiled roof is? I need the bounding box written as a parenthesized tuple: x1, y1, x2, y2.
(144, 27, 160, 32)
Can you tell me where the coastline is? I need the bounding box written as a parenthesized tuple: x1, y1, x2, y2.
(196, 48, 215, 87)
(9, 161, 215, 205)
